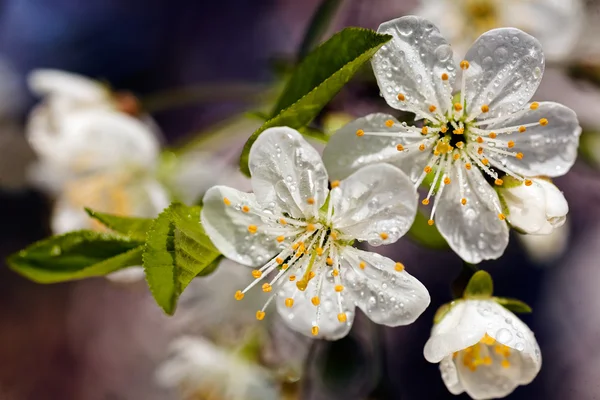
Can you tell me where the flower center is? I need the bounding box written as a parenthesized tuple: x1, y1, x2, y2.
(454, 333, 513, 372)
(463, 0, 499, 36)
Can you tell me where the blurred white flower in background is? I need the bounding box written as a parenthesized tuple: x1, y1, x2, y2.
(201, 127, 430, 340)
(414, 0, 584, 63)
(324, 16, 581, 264)
(156, 336, 279, 400)
(424, 299, 541, 399)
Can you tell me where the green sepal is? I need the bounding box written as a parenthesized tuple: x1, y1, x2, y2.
(433, 301, 457, 324)
(85, 208, 153, 241)
(239, 28, 392, 176)
(463, 270, 494, 299)
(143, 202, 221, 315)
(7, 231, 144, 283)
(493, 297, 532, 313)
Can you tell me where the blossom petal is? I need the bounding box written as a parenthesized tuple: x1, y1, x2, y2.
(28, 69, 109, 102)
(340, 247, 430, 327)
(276, 269, 355, 340)
(464, 28, 544, 120)
(373, 16, 455, 116)
(455, 352, 521, 400)
(439, 356, 464, 396)
(424, 301, 487, 363)
(323, 113, 431, 181)
(201, 186, 286, 267)
(501, 181, 549, 234)
(331, 163, 417, 246)
(435, 164, 509, 264)
(28, 108, 160, 172)
(487, 102, 581, 177)
(249, 127, 328, 219)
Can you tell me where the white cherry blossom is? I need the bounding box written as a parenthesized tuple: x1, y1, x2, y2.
(414, 0, 584, 62)
(201, 126, 430, 340)
(499, 177, 568, 235)
(424, 299, 541, 399)
(323, 16, 581, 264)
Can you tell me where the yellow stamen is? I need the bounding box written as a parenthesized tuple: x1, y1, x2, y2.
(395, 262, 404, 272)
(396, 144, 404, 151)
(282, 263, 289, 270)
(495, 179, 504, 186)
(276, 235, 285, 243)
(507, 140, 515, 148)
(380, 232, 389, 240)
(385, 119, 394, 127)
(482, 158, 489, 165)
(428, 219, 434, 226)
(476, 137, 483, 143)
(516, 152, 524, 159)
(279, 218, 287, 225)
(306, 223, 316, 231)
(330, 231, 338, 240)
(331, 180, 340, 188)
(419, 144, 426, 151)
(453, 127, 464, 135)
(356, 129, 365, 137)
(223, 197, 231, 206)
(248, 225, 258, 234)
(488, 132, 497, 138)
(316, 247, 324, 256)
(296, 280, 307, 291)
(289, 275, 296, 281)
(440, 125, 448, 133)
(285, 298, 294, 308)
(460, 60, 470, 70)
(444, 177, 451, 185)
(525, 179, 533, 186)
(465, 163, 472, 170)
(359, 261, 366, 270)
(397, 93, 405, 101)
(421, 126, 429, 135)
(429, 105, 437, 113)
(501, 359, 511, 368)
(481, 104, 489, 113)
(256, 311, 265, 320)
(262, 283, 272, 292)
(276, 257, 284, 264)
(242, 205, 250, 213)
(539, 118, 548, 126)
(307, 197, 315, 205)
(311, 296, 320, 306)
(461, 198, 467, 205)
(498, 213, 506, 220)
(441, 73, 449, 81)
(234, 290, 244, 300)
(456, 141, 464, 149)
(338, 313, 347, 323)
(518, 126, 527, 133)
(530, 102, 539, 110)
(334, 285, 344, 292)
(424, 166, 432, 173)
(311, 326, 319, 336)
(252, 270, 262, 278)
(454, 103, 463, 112)
(332, 269, 339, 276)
(453, 153, 460, 161)
(477, 147, 484, 155)
(326, 257, 334, 266)
(422, 199, 430, 205)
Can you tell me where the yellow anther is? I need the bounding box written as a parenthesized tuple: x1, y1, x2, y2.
(359, 261, 366, 270)
(242, 205, 250, 213)
(501, 359, 511, 368)
(234, 290, 244, 300)
(292, 242, 301, 250)
(397, 93, 405, 101)
(396, 144, 404, 151)
(476, 137, 483, 144)
(252, 270, 262, 278)
(338, 313, 347, 323)
(395, 262, 405, 272)
(507, 140, 515, 148)
(461, 198, 467, 205)
(518, 126, 526, 133)
(495, 178, 504, 186)
(256, 311, 265, 320)
(440, 125, 448, 133)
(334, 285, 344, 292)
(441, 72, 449, 81)
(539, 118, 548, 126)
(316, 247, 324, 256)
(331, 180, 340, 188)
(444, 177, 451, 185)
(279, 218, 287, 225)
(262, 283, 272, 292)
(285, 298, 294, 308)
(480, 334, 496, 345)
(289, 275, 296, 281)
(482, 158, 489, 165)
(453, 127, 464, 135)
(248, 225, 258, 234)
(276, 257, 284, 264)
(332, 269, 339, 276)
(427, 219, 434, 226)
(311, 296, 320, 306)
(498, 213, 506, 221)
(380, 232, 389, 240)
(307, 197, 315, 205)
(330, 231, 338, 240)
(516, 152, 524, 160)
(306, 223, 316, 231)
(421, 126, 429, 135)
(483, 356, 492, 365)
(422, 199, 430, 205)
(488, 132, 497, 138)
(460, 60, 470, 70)
(429, 105, 437, 113)
(282, 263, 289, 270)
(530, 102, 539, 110)
(356, 129, 365, 137)
(525, 179, 533, 186)
(454, 103, 463, 112)
(477, 147, 484, 155)
(296, 280, 307, 291)
(424, 166, 432, 173)
(276, 235, 285, 243)
(385, 119, 394, 127)
(465, 163, 472, 170)
(223, 197, 231, 206)
(456, 141, 464, 149)
(481, 104, 490, 113)
(419, 144, 426, 151)
(326, 257, 334, 266)
(433, 150, 440, 156)
(453, 153, 460, 161)
(311, 326, 319, 336)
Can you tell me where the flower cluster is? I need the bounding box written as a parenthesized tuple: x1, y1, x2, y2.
(199, 15, 581, 399)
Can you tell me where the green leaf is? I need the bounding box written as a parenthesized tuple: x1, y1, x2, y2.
(297, 0, 344, 60)
(85, 208, 154, 241)
(239, 27, 392, 176)
(143, 203, 221, 315)
(494, 297, 532, 313)
(7, 231, 143, 283)
(407, 211, 449, 249)
(463, 270, 494, 298)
